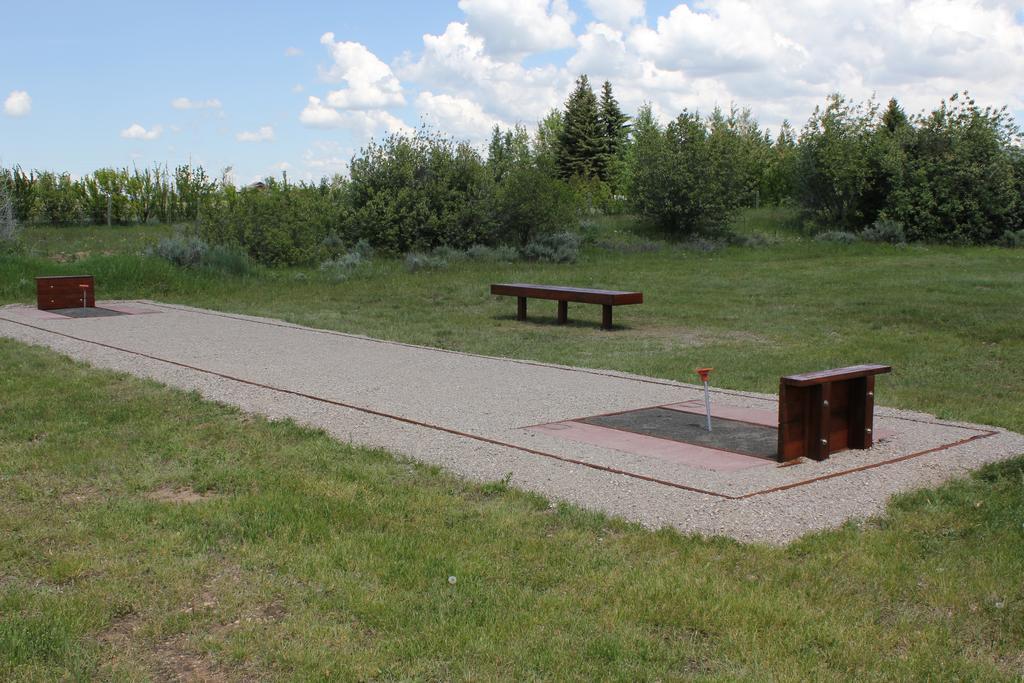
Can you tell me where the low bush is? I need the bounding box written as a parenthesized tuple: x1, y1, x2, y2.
(319, 240, 375, 282)
(465, 244, 519, 262)
(150, 236, 208, 267)
(202, 244, 253, 276)
(521, 231, 581, 263)
(150, 236, 253, 274)
(999, 229, 1024, 247)
(861, 219, 906, 244)
(404, 252, 450, 272)
(815, 230, 861, 244)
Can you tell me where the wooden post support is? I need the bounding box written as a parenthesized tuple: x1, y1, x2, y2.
(601, 305, 613, 330)
(517, 296, 527, 321)
(777, 364, 891, 462)
(557, 300, 568, 324)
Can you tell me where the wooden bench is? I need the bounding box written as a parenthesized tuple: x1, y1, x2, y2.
(777, 364, 892, 462)
(36, 275, 95, 310)
(491, 283, 643, 330)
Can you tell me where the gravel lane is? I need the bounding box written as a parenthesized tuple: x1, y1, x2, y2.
(3, 301, 1021, 544)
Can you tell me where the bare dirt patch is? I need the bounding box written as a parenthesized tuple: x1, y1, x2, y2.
(152, 635, 229, 682)
(147, 486, 218, 504)
(61, 485, 101, 505)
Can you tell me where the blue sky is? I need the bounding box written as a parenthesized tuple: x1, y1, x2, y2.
(3, 0, 1022, 184)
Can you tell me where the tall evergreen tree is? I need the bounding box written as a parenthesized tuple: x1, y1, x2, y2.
(881, 97, 909, 132)
(556, 75, 603, 180)
(597, 80, 630, 184)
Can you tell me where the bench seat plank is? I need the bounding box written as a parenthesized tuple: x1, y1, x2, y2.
(490, 283, 643, 306)
(782, 364, 891, 387)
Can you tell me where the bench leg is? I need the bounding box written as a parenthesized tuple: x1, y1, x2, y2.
(601, 305, 613, 330)
(517, 297, 527, 321)
(557, 301, 568, 324)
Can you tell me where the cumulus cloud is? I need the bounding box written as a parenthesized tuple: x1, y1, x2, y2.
(398, 21, 569, 123)
(458, 0, 577, 58)
(318, 32, 405, 108)
(236, 126, 275, 142)
(4, 90, 31, 117)
(295, 0, 1024, 164)
(284, 46, 302, 57)
(585, 0, 644, 30)
(171, 97, 222, 110)
(618, 0, 1024, 130)
(299, 96, 412, 137)
(416, 91, 508, 142)
(120, 123, 162, 140)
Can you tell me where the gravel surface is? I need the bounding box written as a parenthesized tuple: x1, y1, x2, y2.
(3, 300, 1022, 544)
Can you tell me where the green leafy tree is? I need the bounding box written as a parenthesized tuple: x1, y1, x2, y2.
(796, 94, 881, 228)
(629, 107, 740, 233)
(885, 92, 1021, 243)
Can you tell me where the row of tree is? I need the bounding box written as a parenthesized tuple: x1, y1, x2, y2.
(0, 165, 217, 227)
(2, 79, 1022, 250)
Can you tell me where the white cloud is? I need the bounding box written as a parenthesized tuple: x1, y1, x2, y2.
(292, 83, 305, 93)
(300, 140, 352, 180)
(318, 32, 405, 108)
(120, 123, 162, 140)
(398, 22, 569, 123)
(4, 90, 31, 117)
(567, 23, 642, 81)
(236, 125, 275, 142)
(171, 97, 222, 110)
(299, 96, 412, 137)
(458, 0, 577, 58)
(292, 0, 1024, 170)
(416, 91, 507, 142)
(585, 0, 644, 30)
(284, 46, 302, 57)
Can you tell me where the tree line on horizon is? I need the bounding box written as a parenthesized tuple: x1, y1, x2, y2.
(2, 76, 1023, 263)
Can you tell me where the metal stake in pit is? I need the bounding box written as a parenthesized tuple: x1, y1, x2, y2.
(79, 283, 90, 308)
(695, 367, 714, 432)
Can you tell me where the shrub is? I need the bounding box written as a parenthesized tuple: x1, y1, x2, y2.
(521, 231, 581, 263)
(320, 241, 374, 282)
(861, 219, 906, 244)
(999, 229, 1024, 247)
(0, 182, 19, 244)
(432, 245, 467, 262)
(199, 182, 340, 266)
(403, 251, 449, 272)
(347, 131, 496, 253)
(201, 244, 253, 276)
(466, 244, 518, 262)
(628, 106, 747, 235)
(815, 230, 860, 244)
(150, 236, 209, 267)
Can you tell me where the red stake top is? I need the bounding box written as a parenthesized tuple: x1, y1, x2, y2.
(695, 367, 713, 383)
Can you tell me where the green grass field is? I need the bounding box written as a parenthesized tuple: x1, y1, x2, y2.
(2, 215, 1023, 679)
